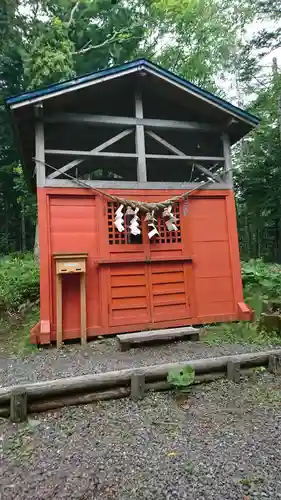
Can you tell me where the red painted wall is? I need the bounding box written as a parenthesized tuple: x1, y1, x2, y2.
(34, 187, 250, 344)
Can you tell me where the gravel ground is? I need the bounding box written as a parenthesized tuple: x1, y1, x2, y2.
(1, 372, 281, 500)
(1, 337, 280, 388)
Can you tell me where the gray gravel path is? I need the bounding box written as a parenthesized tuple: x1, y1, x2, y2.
(1, 372, 281, 499)
(1, 337, 280, 388)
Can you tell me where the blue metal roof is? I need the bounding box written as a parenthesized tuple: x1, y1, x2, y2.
(6, 58, 259, 125)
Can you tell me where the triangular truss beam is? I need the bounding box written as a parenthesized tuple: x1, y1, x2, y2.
(48, 128, 133, 179)
(145, 130, 223, 183)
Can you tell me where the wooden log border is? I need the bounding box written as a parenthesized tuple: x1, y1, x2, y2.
(0, 350, 280, 419)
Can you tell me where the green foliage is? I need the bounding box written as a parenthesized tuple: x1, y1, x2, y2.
(24, 17, 75, 88)
(167, 365, 195, 390)
(151, 0, 254, 89)
(235, 45, 281, 263)
(0, 165, 37, 254)
(204, 321, 281, 347)
(205, 260, 281, 347)
(242, 259, 281, 299)
(0, 253, 39, 312)
(0, 253, 39, 354)
(3, 305, 39, 354)
(248, 0, 281, 55)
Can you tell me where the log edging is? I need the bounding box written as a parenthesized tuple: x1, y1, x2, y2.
(0, 349, 280, 420)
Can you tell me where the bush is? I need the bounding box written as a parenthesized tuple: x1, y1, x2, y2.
(205, 259, 281, 347)
(241, 259, 281, 300)
(0, 253, 39, 312)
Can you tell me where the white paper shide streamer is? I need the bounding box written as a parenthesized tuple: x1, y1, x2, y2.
(114, 204, 124, 232)
(163, 205, 178, 232)
(114, 204, 177, 238)
(145, 211, 159, 239)
(129, 207, 141, 236)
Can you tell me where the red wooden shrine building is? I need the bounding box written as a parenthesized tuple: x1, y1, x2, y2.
(6, 59, 259, 345)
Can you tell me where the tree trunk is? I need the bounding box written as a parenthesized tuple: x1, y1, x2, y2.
(34, 218, 39, 260)
(4, 199, 9, 253)
(277, 217, 281, 264)
(21, 199, 26, 252)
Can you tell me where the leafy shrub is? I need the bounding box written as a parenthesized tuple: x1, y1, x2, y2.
(241, 259, 281, 299)
(167, 365, 195, 390)
(204, 260, 281, 346)
(0, 253, 39, 312)
(204, 320, 281, 346)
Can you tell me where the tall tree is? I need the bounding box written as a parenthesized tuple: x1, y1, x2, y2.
(231, 1, 281, 262)
(235, 59, 281, 262)
(250, 0, 281, 55)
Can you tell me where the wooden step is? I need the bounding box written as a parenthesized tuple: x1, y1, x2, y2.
(117, 326, 200, 351)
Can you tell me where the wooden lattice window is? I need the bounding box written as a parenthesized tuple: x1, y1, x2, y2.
(150, 203, 182, 244)
(107, 202, 181, 245)
(108, 203, 126, 245)
(107, 203, 143, 245)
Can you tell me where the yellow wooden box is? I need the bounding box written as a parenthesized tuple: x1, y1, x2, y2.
(53, 253, 87, 275)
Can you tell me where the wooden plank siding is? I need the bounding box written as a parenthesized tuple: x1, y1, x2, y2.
(35, 187, 247, 343)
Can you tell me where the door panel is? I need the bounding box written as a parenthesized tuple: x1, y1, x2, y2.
(106, 201, 190, 328)
(108, 263, 151, 327)
(149, 262, 190, 322)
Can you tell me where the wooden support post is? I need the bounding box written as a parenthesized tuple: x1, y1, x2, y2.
(120, 340, 130, 352)
(135, 89, 147, 182)
(268, 354, 281, 375)
(222, 133, 233, 186)
(80, 273, 87, 347)
(190, 332, 200, 342)
(131, 371, 146, 401)
(227, 361, 240, 383)
(56, 274, 63, 348)
(35, 104, 45, 187)
(10, 388, 28, 423)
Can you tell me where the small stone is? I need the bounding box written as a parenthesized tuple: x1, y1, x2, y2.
(28, 418, 41, 428)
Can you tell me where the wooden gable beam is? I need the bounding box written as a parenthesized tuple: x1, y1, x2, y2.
(44, 112, 220, 133)
(45, 149, 224, 163)
(45, 150, 137, 158)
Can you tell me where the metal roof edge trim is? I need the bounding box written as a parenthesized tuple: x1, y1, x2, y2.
(5, 58, 259, 126)
(5, 59, 145, 106)
(142, 60, 259, 126)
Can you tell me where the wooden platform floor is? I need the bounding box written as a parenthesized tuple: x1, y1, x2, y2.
(117, 326, 200, 351)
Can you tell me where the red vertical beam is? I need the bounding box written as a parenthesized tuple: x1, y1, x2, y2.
(37, 187, 51, 343)
(225, 191, 244, 307)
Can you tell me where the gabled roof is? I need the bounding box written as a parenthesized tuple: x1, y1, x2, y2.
(6, 58, 259, 127)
